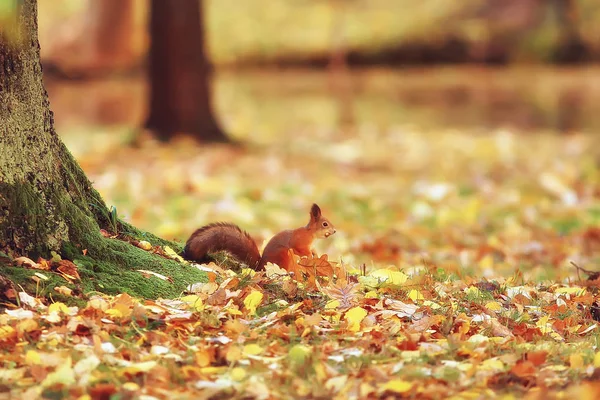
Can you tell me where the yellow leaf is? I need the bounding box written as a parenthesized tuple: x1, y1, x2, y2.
(325, 300, 340, 309)
(231, 367, 246, 381)
(364, 291, 378, 299)
(594, 352, 600, 368)
(423, 300, 441, 309)
(122, 382, 140, 391)
(487, 235, 502, 248)
(536, 315, 552, 334)
(16, 319, 37, 333)
(225, 306, 243, 316)
(138, 240, 152, 250)
(381, 379, 413, 394)
(200, 366, 227, 374)
(368, 269, 408, 286)
(466, 286, 481, 297)
(105, 308, 123, 318)
(243, 290, 263, 315)
(226, 346, 242, 362)
(164, 246, 186, 263)
(345, 307, 367, 332)
(48, 302, 70, 314)
(570, 353, 584, 369)
(25, 350, 41, 365)
(408, 290, 424, 301)
(288, 344, 311, 365)
(555, 287, 586, 295)
(241, 268, 256, 277)
(314, 363, 327, 381)
(119, 361, 157, 376)
(463, 198, 480, 225)
(54, 286, 73, 296)
(485, 301, 502, 312)
(181, 295, 204, 312)
(42, 358, 76, 388)
(243, 344, 263, 356)
(196, 349, 211, 367)
(481, 358, 505, 371)
(479, 254, 494, 269)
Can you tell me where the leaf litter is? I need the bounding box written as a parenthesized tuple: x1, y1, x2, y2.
(2, 127, 600, 398)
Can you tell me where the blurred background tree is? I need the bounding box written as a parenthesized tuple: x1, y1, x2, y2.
(145, 0, 227, 142)
(31, 0, 600, 242)
(36, 0, 600, 140)
(42, 0, 140, 77)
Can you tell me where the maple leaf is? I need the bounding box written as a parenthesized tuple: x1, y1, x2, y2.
(286, 252, 336, 289)
(319, 281, 361, 309)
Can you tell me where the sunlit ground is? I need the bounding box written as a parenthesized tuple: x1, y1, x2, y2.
(52, 67, 600, 282)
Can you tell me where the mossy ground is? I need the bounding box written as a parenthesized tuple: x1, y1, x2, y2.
(1, 220, 208, 304)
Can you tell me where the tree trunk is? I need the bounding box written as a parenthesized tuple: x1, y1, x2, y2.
(553, 0, 588, 63)
(0, 0, 108, 258)
(145, 0, 228, 142)
(42, 0, 140, 78)
(0, 0, 205, 299)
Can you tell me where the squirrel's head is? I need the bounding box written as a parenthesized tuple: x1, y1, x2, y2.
(309, 203, 336, 239)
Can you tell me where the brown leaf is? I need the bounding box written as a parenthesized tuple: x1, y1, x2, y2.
(282, 279, 298, 298)
(406, 315, 445, 334)
(320, 282, 361, 309)
(100, 229, 112, 238)
(484, 318, 514, 338)
(89, 383, 118, 400)
(206, 288, 227, 306)
(56, 260, 80, 281)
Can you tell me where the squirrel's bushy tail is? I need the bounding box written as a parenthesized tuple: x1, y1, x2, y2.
(183, 223, 261, 269)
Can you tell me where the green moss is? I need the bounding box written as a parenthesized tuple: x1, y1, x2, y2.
(79, 237, 207, 298)
(0, 265, 85, 305)
(2, 237, 208, 302)
(0, 181, 57, 258)
(1, 179, 208, 300)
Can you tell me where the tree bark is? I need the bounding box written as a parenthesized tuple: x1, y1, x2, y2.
(0, 0, 205, 299)
(0, 0, 110, 258)
(145, 0, 228, 142)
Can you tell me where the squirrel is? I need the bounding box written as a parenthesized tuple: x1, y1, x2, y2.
(182, 204, 336, 271)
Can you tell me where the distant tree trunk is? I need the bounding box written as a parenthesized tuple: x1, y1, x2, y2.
(328, 0, 355, 130)
(145, 0, 228, 142)
(553, 0, 587, 63)
(0, 0, 112, 258)
(43, 0, 139, 78)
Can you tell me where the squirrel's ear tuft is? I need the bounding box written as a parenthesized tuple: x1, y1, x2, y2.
(310, 203, 321, 220)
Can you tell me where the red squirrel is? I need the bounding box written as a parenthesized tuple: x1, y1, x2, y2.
(183, 204, 336, 271)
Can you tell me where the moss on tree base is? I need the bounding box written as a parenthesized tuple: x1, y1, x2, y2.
(1, 233, 207, 302)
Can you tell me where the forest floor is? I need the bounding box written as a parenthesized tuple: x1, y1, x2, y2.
(2, 116, 600, 398)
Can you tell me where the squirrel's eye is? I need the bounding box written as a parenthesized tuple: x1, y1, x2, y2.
(322, 222, 328, 227)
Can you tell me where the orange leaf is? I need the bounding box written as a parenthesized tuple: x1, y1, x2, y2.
(511, 360, 536, 377)
(526, 351, 547, 367)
